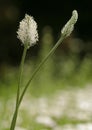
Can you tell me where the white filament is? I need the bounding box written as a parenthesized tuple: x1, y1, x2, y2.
(17, 14, 38, 48)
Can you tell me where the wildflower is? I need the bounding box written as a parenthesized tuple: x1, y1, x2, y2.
(61, 10, 78, 37)
(17, 14, 38, 48)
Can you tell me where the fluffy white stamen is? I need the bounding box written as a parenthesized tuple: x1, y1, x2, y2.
(17, 14, 38, 48)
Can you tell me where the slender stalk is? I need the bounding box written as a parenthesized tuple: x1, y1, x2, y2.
(10, 44, 28, 130)
(17, 44, 28, 106)
(18, 35, 65, 106)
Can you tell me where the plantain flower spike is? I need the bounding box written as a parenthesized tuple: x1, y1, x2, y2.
(61, 10, 78, 37)
(17, 14, 38, 48)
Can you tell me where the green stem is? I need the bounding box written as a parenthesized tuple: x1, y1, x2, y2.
(18, 35, 65, 106)
(10, 44, 28, 130)
(17, 44, 28, 105)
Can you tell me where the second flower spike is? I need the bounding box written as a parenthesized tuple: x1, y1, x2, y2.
(61, 10, 78, 38)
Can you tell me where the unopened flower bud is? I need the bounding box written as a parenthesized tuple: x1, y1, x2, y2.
(17, 14, 38, 48)
(61, 10, 78, 37)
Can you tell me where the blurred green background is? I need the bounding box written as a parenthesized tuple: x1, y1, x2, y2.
(0, 0, 92, 130)
(0, 0, 92, 87)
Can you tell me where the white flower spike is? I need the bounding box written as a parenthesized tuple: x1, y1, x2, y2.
(17, 14, 38, 48)
(61, 10, 78, 37)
